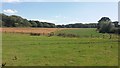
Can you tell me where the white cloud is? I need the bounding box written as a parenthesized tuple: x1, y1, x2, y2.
(3, 0, 20, 2)
(3, 9, 18, 14)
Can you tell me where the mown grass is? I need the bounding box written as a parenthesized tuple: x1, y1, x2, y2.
(2, 29, 118, 66)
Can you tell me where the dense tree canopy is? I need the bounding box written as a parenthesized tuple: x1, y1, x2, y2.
(56, 23, 97, 28)
(0, 13, 98, 28)
(97, 17, 119, 33)
(0, 13, 56, 28)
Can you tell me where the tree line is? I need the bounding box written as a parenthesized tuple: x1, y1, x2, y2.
(0, 13, 97, 28)
(56, 23, 97, 28)
(0, 13, 120, 34)
(0, 14, 56, 28)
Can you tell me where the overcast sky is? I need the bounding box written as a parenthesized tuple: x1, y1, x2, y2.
(1, 0, 119, 25)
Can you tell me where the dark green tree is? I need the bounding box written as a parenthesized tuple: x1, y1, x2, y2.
(97, 17, 115, 33)
(34, 21, 43, 27)
(29, 20, 38, 27)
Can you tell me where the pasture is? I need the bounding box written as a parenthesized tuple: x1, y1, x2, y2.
(2, 28, 118, 66)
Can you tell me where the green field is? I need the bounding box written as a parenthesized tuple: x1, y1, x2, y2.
(55, 28, 118, 38)
(55, 28, 102, 36)
(2, 28, 118, 66)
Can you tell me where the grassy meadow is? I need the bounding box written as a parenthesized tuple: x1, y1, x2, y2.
(2, 28, 118, 66)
